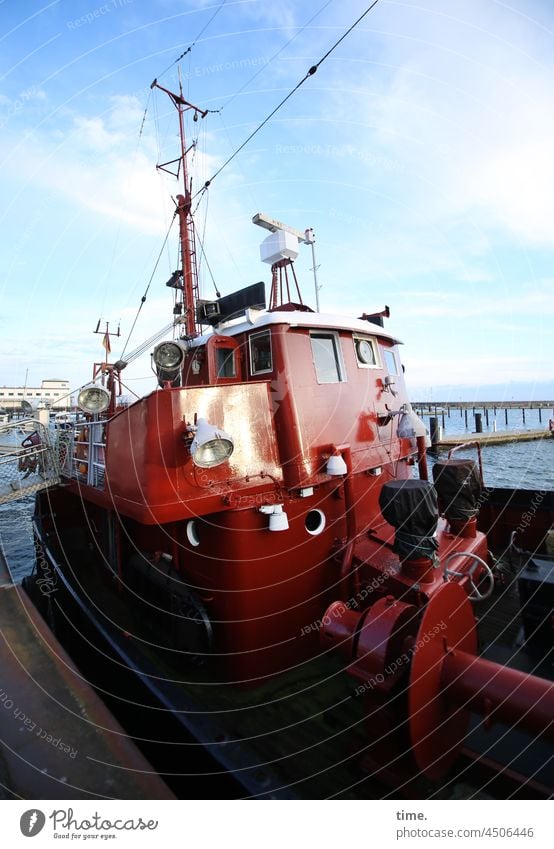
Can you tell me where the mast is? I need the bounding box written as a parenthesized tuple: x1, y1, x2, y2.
(151, 77, 208, 337)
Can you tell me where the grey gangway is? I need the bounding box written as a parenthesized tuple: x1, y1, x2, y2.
(0, 420, 61, 505)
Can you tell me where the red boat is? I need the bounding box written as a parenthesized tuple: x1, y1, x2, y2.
(22, 78, 553, 799)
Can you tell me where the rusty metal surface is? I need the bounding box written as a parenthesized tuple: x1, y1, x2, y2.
(0, 555, 174, 799)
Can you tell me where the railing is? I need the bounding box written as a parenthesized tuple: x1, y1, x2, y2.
(0, 420, 61, 504)
(66, 421, 106, 488)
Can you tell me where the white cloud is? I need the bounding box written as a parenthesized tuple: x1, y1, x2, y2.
(362, 3, 554, 247)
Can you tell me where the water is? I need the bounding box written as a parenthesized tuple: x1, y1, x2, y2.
(1, 437, 552, 585)
(417, 405, 553, 436)
(0, 494, 35, 583)
(418, 403, 554, 488)
(427, 437, 554, 488)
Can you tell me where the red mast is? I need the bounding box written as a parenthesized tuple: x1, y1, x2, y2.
(150, 77, 207, 337)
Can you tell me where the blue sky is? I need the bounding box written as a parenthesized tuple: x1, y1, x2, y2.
(1, 0, 553, 402)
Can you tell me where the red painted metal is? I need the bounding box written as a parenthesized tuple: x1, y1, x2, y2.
(321, 595, 418, 693)
(353, 517, 489, 606)
(409, 582, 478, 779)
(269, 258, 304, 309)
(321, 574, 554, 786)
(416, 434, 428, 480)
(441, 649, 554, 740)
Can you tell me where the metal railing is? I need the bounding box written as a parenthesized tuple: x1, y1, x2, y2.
(0, 420, 61, 504)
(64, 421, 106, 488)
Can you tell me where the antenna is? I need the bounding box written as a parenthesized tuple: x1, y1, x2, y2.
(253, 213, 321, 311)
(150, 77, 208, 338)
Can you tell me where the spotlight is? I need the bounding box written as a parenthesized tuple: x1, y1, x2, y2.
(190, 418, 234, 468)
(77, 385, 110, 414)
(397, 404, 430, 445)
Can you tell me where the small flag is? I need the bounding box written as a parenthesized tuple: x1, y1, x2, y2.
(102, 331, 111, 355)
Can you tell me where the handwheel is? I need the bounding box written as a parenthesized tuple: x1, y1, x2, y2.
(444, 551, 495, 601)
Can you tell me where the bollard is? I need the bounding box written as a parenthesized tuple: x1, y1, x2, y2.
(475, 412, 483, 433)
(429, 416, 441, 446)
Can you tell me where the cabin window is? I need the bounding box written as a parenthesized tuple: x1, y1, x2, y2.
(310, 332, 345, 384)
(384, 348, 399, 376)
(249, 330, 273, 375)
(353, 336, 379, 368)
(216, 347, 236, 378)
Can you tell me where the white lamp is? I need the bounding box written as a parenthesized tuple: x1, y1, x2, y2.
(397, 404, 431, 447)
(326, 453, 348, 476)
(259, 504, 290, 531)
(190, 418, 234, 468)
(269, 504, 289, 532)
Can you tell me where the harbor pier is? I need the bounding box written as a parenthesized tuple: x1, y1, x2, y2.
(412, 401, 554, 448)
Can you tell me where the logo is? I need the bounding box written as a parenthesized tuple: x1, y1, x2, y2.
(20, 810, 46, 837)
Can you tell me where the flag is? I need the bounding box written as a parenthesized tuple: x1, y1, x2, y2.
(102, 331, 111, 355)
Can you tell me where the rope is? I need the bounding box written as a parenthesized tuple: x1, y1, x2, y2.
(119, 215, 176, 360)
(155, 0, 228, 81)
(220, 0, 336, 112)
(197, 0, 383, 194)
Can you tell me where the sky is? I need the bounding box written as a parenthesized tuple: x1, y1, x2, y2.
(1, 0, 553, 402)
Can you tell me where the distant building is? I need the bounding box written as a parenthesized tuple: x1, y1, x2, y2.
(0, 379, 72, 412)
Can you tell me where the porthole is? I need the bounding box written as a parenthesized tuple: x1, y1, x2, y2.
(305, 509, 326, 536)
(356, 339, 375, 365)
(186, 520, 200, 547)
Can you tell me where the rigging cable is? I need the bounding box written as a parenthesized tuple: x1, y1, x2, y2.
(197, 0, 382, 196)
(194, 212, 221, 299)
(220, 0, 335, 112)
(113, 5, 230, 363)
(155, 0, 228, 81)
(119, 215, 177, 360)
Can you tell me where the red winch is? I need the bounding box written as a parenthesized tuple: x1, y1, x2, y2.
(321, 470, 554, 782)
